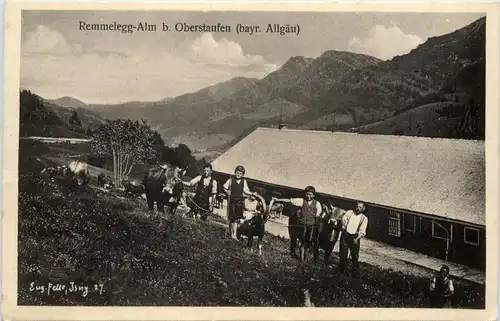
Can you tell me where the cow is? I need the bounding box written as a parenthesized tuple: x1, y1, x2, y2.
(97, 173, 114, 191)
(287, 203, 345, 263)
(311, 205, 346, 265)
(40, 164, 73, 186)
(143, 163, 185, 214)
(40, 166, 61, 184)
(122, 178, 145, 197)
(287, 205, 303, 258)
(68, 160, 90, 186)
(270, 201, 284, 219)
(97, 173, 106, 187)
(60, 165, 71, 177)
(41, 166, 58, 178)
(214, 193, 225, 209)
(103, 176, 114, 191)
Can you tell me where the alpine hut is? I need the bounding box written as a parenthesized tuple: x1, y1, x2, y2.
(211, 127, 486, 270)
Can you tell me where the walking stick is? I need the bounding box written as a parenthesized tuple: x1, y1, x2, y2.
(225, 176, 232, 237)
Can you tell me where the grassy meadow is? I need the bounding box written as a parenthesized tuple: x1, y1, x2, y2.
(17, 141, 485, 307)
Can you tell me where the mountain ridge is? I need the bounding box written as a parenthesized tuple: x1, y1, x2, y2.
(44, 17, 485, 153)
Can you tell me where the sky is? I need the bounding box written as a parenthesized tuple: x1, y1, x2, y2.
(20, 10, 485, 104)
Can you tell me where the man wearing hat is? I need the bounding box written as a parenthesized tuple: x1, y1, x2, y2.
(273, 186, 323, 261)
(223, 165, 254, 240)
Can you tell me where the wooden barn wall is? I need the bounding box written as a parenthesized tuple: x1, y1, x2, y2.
(211, 172, 485, 270)
(449, 221, 486, 270)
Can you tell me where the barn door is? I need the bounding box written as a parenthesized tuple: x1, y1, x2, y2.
(388, 210, 402, 237)
(431, 220, 452, 261)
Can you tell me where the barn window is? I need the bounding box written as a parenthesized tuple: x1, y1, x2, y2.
(464, 227, 480, 246)
(404, 214, 417, 233)
(388, 210, 401, 237)
(431, 221, 450, 240)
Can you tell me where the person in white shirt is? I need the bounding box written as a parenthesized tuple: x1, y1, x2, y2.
(339, 202, 368, 276)
(273, 186, 323, 261)
(237, 192, 268, 251)
(223, 165, 253, 240)
(182, 163, 217, 221)
(242, 193, 266, 222)
(429, 265, 455, 308)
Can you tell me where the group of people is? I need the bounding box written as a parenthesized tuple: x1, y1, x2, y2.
(181, 163, 369, 275)
(181, 164, 456, 308)
(182, 163, 268, 234)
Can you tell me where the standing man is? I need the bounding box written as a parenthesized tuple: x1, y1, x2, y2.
(339, 202, 368, 277)
(273, 186, 323, 261)
(429, 265, 455, 308)
(223, 165, 253, 240)
(182, 163, 217, 221)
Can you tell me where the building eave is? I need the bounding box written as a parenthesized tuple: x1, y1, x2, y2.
(213, 170, 485, 229)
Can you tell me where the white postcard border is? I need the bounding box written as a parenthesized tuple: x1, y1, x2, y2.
(2, 2, 499, 320)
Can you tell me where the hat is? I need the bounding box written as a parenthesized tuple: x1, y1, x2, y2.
(304, 186, 316, 194)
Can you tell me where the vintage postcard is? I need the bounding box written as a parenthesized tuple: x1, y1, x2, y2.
(2, 1, 499, 320)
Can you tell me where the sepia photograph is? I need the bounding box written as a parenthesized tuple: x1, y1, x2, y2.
(2, 1, 499, 320)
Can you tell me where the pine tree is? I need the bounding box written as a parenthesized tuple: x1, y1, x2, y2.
(69, 110, 82, 127)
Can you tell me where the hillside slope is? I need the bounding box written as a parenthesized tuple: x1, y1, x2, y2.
(308, 17, 485, 127)
(357, 58, 485, 138)
(50, 96, 87, 109)
(93, 76, 259, 122)
(18, 151, 486, 306)
(213, 18, 484, 154)
(90, 52, 382, 151)
(19, 90, 90, 138)
(40, 94, 107, 131)
(218, 17, 485, 150)
(47, 104, 106, 131)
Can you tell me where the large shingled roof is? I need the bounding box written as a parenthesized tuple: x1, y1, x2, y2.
(211, 128, 485, 226)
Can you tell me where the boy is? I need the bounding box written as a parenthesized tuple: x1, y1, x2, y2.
(242, 192, 266, 222)
(182, 163, 217, 220)
(273, 186, 322, 261)
(237, 192, 268, 253)
(223, 165, 253, 239)
(429, 265, 455, 308)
